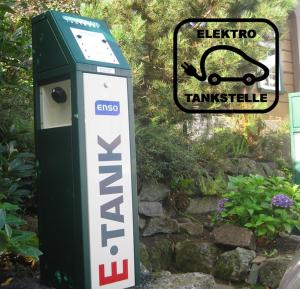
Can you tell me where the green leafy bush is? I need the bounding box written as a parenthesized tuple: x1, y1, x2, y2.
(193, 128, 249, 159)
(170, 177, 194, 196)
(198, 173, 227, 196)
(0, 124, 39, 260)
(136, 124, 203, 185)
(218, 175, 300, 239)
(0, 203, 41, 260)
(0, 124, 36, 209)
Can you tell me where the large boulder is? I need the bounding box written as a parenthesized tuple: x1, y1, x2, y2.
(246, 255, 266, 285)
(212, 224, 256, 250)
(178, 221, 204, 236)
(214, 247, 256, 282)
(279, 250, 300, 289)
(260, 162, 278, 177)
(139, 201, 164, 217)
(175, 240, 220, 274)
(246, 263, 260, 285)
(148, 272, 216, 289)
(147, 239, 173, 272)
(225, 158, 283, 177)
(260, 161, 285, 177)
(227, 158, 265, 176)
(186, 197, 220, 215)
(143, 217, 179, 236)
(139, 183, 170, 202)
(276, 233, 300, 252)
(258, 256, 292, 289)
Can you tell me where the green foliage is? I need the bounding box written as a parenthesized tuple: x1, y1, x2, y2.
(233, 114, 266, 148)
(81, 0, 296, 188)
(170, 177, 194, 196)
(206, 128, 249, 158)
(191, 128, 249, 177)
(198, 173, 227, 196)
(0, 1, 33, 124)
(0, 123, 38, 260)
(168, 177, 194, 212)
(0, 203, 41, 260)
(81, 0, 296, 115)
(218, 175, 300, 239)
(0, 0, 81, 264)
(262, 248, 278, 258)
(0, 124, 36, 209)
(0, 0, 80, 125)
(135, 123, 202, 185)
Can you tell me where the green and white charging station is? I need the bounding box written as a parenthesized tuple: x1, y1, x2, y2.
(32, 11, 140, 289)
(289, 92, 300, 184)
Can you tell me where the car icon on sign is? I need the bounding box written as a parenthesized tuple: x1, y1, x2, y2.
(181, 45, 269, 86)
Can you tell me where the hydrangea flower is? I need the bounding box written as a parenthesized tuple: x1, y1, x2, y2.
(271, 194, 293, 208)
(217, 198, 230, 212)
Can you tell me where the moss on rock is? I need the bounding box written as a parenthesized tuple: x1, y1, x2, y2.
(175, 240, 220, 274)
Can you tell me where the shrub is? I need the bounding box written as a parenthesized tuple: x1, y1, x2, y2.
(0, 123, 39, 260)
(193, 128, 249, 160)
(0, 124, 36, 211)
(0, 203, 41, 261)
(198, 173, 227, 196)
(217, 175, 300, 239)
(136, 124, 203, 185)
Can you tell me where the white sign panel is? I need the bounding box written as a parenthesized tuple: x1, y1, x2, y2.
(71, 27, 119, 64)
(83, 73, 135, 289)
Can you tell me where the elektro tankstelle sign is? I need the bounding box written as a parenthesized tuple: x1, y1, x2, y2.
(173, 19, 279, 113)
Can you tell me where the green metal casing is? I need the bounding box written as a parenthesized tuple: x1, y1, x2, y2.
(289, 92, 300, 184)
(32, 10, 140, 289)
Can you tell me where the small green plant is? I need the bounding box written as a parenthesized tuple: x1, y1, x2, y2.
(171, 177, 194, 196)
(195, 128, 249, 160)
(168, 177, 192, 212)
(262, 248, 278, 258)
(0, 203, 42, 260)
(217, 175, 300, 239)
(198, 173, 227, 196)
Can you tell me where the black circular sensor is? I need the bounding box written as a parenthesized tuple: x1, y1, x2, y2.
(51, 87, 67, 103)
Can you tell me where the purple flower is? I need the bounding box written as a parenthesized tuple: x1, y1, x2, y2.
(271, 194, 293, 208)
(217, 198, 230, 212)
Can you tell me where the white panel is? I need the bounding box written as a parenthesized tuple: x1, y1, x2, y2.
(83, 73, 135, 289)
(71, 27, 119, 64)
(97, 66, 115, 75)
(294, 133, 300, 162)
(40, 80, 71, 129)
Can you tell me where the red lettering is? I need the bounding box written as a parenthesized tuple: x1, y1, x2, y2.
(99, 259, 128, 285)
